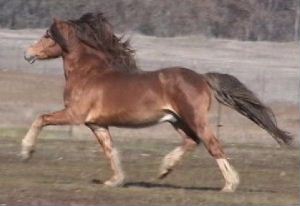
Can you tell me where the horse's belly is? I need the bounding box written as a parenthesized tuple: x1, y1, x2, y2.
(103, 109, 166, 127)
(86, 103, 176, 128)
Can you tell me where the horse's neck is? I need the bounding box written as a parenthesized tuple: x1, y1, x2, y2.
(62, 46, 111, 81)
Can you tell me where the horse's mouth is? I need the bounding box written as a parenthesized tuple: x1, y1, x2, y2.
(24, 54, 38, 64)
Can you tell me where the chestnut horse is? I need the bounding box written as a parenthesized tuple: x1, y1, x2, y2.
(22, 13, 292, 192)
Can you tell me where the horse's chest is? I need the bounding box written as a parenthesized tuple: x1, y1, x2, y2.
(63, 80, 87, 106)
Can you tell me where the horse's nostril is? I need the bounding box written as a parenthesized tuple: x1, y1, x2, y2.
(24, 52, 37, 64)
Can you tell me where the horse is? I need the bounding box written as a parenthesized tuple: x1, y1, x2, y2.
(22, 12, 292, 192)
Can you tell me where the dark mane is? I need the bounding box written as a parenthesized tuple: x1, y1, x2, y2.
(69, 12, 138, 72)
(49, 22, 69, 52)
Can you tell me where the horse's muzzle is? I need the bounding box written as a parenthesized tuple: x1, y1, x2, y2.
(24, 52, 37, 64)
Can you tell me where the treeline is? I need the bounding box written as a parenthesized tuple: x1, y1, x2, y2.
(0, 0, 299, 41)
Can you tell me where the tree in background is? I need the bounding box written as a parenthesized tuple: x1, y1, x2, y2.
(0, 0, 299, 41)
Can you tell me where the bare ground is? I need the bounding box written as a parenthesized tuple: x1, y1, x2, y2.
(0, 130, 299, 206)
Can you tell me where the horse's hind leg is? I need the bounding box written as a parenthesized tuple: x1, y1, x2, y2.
(159, 122, 199, 179)
(21, 109, 73, 160)
(87, 124, 124, 187)
(196, 122, 240, 192)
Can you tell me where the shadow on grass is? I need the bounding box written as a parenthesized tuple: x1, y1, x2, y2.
(123, 181, 278, 193)
(91, 179, 278, 193)
(123, 181, 221, 191)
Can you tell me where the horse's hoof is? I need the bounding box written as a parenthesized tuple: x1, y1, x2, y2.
(221, 187, 235, 192)
(104, 180, 123, 187)
(20, 149, 34, 162)
(221, 183, 238, 192)
(20, 153, 31, 162)
(104, 176, 124, 187)
(158, 168, 172, 179)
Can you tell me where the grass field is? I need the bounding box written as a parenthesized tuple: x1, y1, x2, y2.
(0, 128, 299, 205)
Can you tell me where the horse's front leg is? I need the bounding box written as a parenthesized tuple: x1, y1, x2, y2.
(87, 124, 124, 187)
(21, 109, 73, 160)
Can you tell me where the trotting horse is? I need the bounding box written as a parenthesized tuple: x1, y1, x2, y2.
(22, 13, 292, 192)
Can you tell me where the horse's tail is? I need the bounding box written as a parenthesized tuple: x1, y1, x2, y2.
(204, 72, 293, 147)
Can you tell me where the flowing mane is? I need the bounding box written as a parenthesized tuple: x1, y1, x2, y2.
(71, 13, 138, 71)
(52, 12, 139, 72)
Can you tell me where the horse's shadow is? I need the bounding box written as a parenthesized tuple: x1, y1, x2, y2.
(91, 179, 220, 191)
(123, 182, 278, 193)
(123, 181, 221, 191)
(92, 180, 277, 193)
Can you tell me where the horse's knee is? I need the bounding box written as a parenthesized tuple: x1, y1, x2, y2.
(35, 114, 55, 127)
(32, 115, 44, 128)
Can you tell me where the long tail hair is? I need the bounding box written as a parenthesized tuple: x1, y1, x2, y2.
(204, 72, 293, 146)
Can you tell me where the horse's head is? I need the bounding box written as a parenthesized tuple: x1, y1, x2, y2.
(24, 18, 74, 64)
(24, 12, 138, 72)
